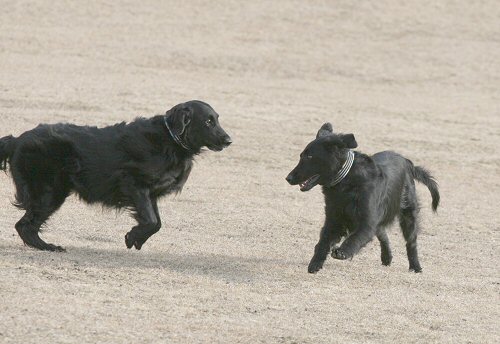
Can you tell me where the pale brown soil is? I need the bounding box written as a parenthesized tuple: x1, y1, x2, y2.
(0, 1, 499, 343)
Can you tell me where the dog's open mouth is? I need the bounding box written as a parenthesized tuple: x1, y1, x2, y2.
(207, 144, 224, 152)
(299, 174, 320, 192)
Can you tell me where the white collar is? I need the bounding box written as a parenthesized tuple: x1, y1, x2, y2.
(328, 150, 354, 187)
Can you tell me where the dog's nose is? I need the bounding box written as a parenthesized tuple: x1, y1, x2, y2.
(223, 136, 232, 146)
(286, 174, 294, 184)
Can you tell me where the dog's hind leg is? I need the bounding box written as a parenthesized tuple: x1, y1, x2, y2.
(124, 189, 161, 250)
(376, 228, 392, 266)
(15, 186, 68, 252)
(10, 137, 75, 251)
(399, 185, 422, 272)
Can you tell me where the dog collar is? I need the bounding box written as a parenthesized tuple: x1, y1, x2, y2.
(164, 116, 190, 151)
(328, 150, 355, 187)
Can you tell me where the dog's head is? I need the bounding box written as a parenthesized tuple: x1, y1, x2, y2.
(286, 123, 357, 191)
(165, 100, 232, 152)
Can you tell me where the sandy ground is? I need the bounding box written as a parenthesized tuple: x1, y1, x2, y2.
(0, 1, 499, 343)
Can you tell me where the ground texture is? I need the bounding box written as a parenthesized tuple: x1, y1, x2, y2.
(0, 1, 499, 343)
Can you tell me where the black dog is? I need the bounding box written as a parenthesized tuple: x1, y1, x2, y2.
(0, 100, 231, 251)
(286, 123, 439, 273)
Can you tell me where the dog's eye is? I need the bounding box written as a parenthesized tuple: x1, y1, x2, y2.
(307, 155, 313, 159)
(205, 119, 214, 127)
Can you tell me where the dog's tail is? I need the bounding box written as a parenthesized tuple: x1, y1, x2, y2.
(412, 165, 440, 212)
(0, 135, 16, 171)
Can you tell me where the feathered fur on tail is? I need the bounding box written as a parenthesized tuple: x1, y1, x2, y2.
(412, 165, 440, 212)
(0, 135, 15, 171)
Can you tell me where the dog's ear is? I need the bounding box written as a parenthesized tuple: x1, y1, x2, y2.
(167, 104, 193, 135)
(316, 122, 333, 138)
(340, 134, 357, 148)
(322, 135, 340, 151)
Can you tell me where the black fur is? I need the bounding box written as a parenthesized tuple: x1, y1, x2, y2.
(0, 100, 231, 251)
(286, 123, 439, 273)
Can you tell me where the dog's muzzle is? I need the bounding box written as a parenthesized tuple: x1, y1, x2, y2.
(208, 135, 232, 151)
(286, 172, 320, 191)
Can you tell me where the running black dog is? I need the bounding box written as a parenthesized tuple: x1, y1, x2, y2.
(0, 100, 232, 251)
(286, 123, 439, 273)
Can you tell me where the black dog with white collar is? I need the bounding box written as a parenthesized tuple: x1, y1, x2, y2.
(286, 123, 440, 273)
(0, 100, 232, 252)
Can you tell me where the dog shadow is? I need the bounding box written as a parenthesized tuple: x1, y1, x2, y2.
(1, 243, 291, 283)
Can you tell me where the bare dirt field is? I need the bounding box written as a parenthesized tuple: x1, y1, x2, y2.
(0, 1, 499, 343)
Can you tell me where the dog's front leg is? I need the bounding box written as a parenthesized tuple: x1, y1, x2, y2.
(124, 188, 161, 250)
(331, 219, 376, 260)
(308, 219, 342, 273)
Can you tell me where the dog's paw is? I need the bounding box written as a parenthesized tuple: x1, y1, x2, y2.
(331, 248, 349, 260)
(37, 243, 66, 252)
(133, 240, 144, 250)
(381, 253, 393, 266)
(125, 233, 134, 249)
(125, 231, 149, 250)
(47, 244, 66, 252)
(307, 260, 324, 273)
(125, 232, 144, 250)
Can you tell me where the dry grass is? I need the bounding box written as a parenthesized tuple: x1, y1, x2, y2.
(0, 1, 499, 343)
